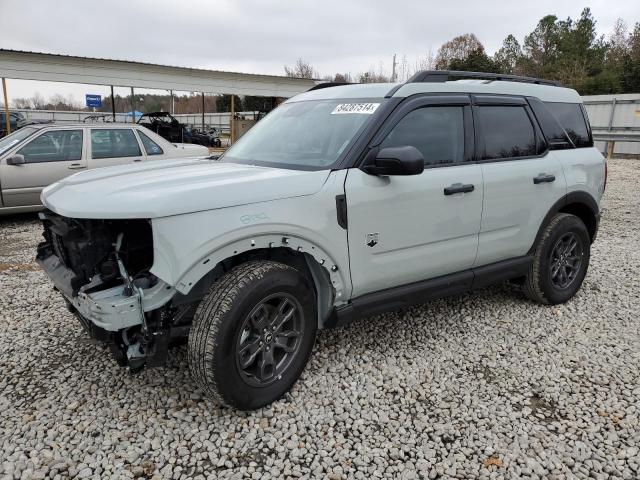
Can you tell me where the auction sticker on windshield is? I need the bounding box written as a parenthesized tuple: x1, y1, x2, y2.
(331, 103, 380, 115)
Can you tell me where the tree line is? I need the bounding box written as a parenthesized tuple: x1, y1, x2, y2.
(7, 92, 280, 114)
(285, 8, 640, 95)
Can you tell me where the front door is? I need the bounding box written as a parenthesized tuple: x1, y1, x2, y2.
(0, 128, 86, 207)
(345, 96, 483, 298)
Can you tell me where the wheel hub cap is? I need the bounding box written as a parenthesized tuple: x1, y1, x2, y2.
(235, 293, 303, 387)
(549, 232, 583, 290)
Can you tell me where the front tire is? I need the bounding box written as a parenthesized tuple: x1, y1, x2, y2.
(188, 260, 317, 410)
(524, 213, 591, 305)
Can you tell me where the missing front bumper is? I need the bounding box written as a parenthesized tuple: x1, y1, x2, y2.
(37, 253, 176, 332)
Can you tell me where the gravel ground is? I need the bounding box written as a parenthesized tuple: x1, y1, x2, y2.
(1, 159, 639, 480)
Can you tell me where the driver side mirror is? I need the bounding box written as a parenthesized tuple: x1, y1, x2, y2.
(361, 146, 424, 176)
(6, 154, 25, 166)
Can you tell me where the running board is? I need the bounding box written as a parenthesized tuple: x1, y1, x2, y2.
(328, 256, 533, 328)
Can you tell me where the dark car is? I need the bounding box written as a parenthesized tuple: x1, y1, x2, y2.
(138, 112, 221, 147)
(0, 111, 27, 138)
(186, 127, 221, 148)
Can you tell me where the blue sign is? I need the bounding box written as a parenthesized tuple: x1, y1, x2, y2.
(85, 94, 102, 108)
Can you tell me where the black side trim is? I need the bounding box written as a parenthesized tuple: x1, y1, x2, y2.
(528, 190, 600, 253)
(472, 256, 532, 289)
(335, 194, 348, 229)
(327, 256, 532, 328)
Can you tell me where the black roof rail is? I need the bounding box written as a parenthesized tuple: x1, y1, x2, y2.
(407, 70, 561, 87)
(307, 82, 351, 91)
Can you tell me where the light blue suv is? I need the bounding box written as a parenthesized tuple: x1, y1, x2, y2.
(37, 71, 606, 409)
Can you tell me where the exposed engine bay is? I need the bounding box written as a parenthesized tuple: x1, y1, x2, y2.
(36, 210, 200, 370)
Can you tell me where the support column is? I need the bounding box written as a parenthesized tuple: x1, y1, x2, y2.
(130, 87, 135, 124)
(170, 90, 174, 114)
(230, 95, 235, 145)
(201, 92, 205, 132)
(2, 78, 10, 135)
(607, 141, 615, 160)
(110, 86, 116, 122)
(605, 98, 617, 159)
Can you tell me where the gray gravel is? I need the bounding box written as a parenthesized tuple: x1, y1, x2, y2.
(1, 159, 639, 480)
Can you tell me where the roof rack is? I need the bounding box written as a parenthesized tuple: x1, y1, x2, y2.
(307, 82, 351, 91)
(407, 70, 561, 87)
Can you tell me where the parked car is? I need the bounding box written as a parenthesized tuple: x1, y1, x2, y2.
(0, 123, 209, 214)
(194, 127, 222, 147)
(36, 71, 605, 410)
(0, 110, 27, 138)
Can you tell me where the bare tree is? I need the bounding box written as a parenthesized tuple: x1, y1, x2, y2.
(284, 58, 318, 79)
(607, 18, 630, 66)
(435, 33, 485, 69)
(332, 73, 353, 83)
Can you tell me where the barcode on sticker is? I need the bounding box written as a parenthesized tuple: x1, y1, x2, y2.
(331, 103, 380, 115)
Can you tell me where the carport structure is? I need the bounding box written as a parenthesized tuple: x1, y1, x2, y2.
(0, 49, 316, 140)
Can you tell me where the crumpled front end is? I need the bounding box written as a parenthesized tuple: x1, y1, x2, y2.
(36, 210, 183, 369)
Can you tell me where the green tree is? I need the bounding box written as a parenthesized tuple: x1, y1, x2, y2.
(216, 95, 243, 112)
(449, 48, 500, 73)
(522, 15, 560, 78)
(494, 34, 523, 74)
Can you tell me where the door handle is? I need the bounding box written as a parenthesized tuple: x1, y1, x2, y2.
(533, 173, 555, 184)
(133, 158, 142, 162)
(444, 183, 474, 195)
(67, 163, 86, 170)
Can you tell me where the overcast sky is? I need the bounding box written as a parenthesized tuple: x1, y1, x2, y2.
(0, 0, 638, 102)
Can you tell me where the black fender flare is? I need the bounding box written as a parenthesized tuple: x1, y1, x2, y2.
(528, 191, 600, 254)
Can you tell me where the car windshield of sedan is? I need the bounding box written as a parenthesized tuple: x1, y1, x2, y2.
(0, 127, 37, 156)
(221, 98, 384, 169)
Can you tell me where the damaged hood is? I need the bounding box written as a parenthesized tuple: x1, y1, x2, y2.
(42, 158, 331, 219)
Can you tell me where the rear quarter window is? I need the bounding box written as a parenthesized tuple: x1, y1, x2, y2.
(544, 102, 592, 148)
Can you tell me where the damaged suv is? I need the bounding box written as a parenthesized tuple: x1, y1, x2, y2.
(37, 71, 605, 410)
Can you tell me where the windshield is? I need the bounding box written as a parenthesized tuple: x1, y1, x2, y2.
(0, 127, 38, 156)
(222, 98, 384, 169)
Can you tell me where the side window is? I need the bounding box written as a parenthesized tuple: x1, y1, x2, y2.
(380, 106, 465, 166)
(477, 106, 536, 160)
(544, 102, 591, 148)
(137, 131, 164, 155)
(17, 130, 83, 163)
(91, 129, 142, 159)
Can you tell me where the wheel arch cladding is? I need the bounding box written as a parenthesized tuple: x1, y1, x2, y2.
(529, 191, 599, 254)
(558, 201, 598, 242)
(173, 235, 345, 326)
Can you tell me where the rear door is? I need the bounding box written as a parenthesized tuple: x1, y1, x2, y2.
(135, 129, 169, 160)
(473, 95, 567, 266)
(0, 128, 86, 207)
(89, 128, 145, 169)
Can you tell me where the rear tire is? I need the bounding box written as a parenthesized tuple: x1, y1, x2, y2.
(524, 213, 590, 305)
(188, 260, 317, 410)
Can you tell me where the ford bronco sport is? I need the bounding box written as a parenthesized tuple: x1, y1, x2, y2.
(36, 71, 605, 410)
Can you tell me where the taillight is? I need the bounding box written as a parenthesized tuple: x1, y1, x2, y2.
(603, 161, 608, 193)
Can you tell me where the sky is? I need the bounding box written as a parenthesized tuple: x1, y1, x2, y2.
(0, 0, 638, 104)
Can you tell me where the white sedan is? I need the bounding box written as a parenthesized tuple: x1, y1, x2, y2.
(0, 123, 210, 214)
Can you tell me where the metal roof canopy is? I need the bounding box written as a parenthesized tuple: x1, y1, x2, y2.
(0, 49, 316, 97)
